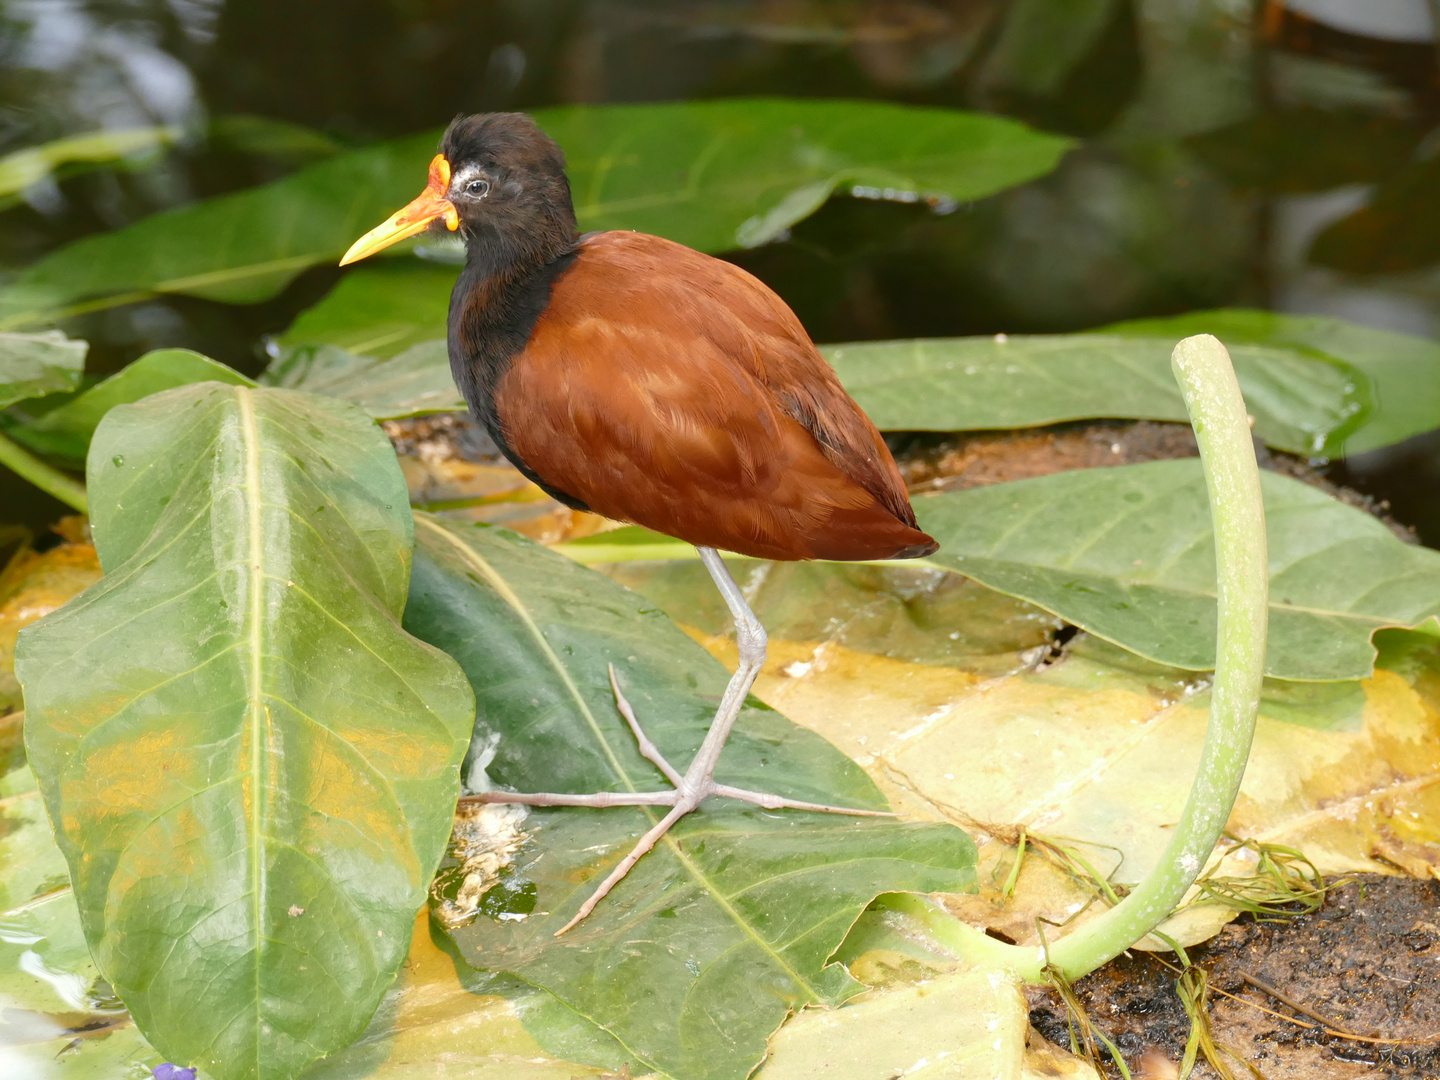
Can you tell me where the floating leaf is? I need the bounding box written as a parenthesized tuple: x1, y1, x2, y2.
(913, 458, 1440, 680)
(756, 968, 1031, 1079)
(279, 261, 456, 359)
(262, 340, 463, 419)
(0, 766, 634, 1079)
(402, 517, 977, 1080)
(605, 552, 1440, 953)
(822, 334, 1366, 456)
(1103, 309, 1440, 455)
(7, 348, 254, 460)
(4, 99, 1070, 323)
(16, 383, 475, 1080)
(0, 330, 87, 408)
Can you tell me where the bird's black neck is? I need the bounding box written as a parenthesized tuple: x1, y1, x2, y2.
(445, 226, 586, 509)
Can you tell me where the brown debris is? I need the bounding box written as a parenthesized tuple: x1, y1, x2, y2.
(1026, 875, 1440, 1078)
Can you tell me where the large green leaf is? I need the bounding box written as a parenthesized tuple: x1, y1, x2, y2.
(3, 99, 1070, 324)
(262, 341, 463, 419)
(822, 334, 1366, 456)
(279, 260, 457, 359)
(915, 458, 1440, 680)
(7, 348, 254, 460)
(402, 517, 977, 1080)
(0, 330, 87, 408)
(15, 383, 475, 1080)
(1103, 309, 1440, 456)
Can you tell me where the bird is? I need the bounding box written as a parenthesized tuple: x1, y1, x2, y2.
(341, 112, 938, 933)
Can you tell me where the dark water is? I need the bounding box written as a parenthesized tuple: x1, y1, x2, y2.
(1, 0, 1438, 540)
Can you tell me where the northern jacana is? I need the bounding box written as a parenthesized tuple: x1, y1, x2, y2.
(342, 113, 938, 933)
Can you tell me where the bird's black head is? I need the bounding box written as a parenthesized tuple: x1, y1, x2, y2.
(340, 111, 578, 274)
(439, 113, 577, 265)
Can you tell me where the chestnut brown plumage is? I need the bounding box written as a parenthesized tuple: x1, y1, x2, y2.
(342, 112, 937, 933)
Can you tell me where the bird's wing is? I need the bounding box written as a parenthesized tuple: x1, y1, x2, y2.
(494, 234, 929, 560)
(563, 232, 917, 525)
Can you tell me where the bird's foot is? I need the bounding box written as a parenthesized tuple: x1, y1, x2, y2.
(459, 663, 890, 934)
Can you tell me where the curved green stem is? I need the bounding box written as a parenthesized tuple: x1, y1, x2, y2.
(0, 430, 88, 512)
(932, 333, 1269, 982)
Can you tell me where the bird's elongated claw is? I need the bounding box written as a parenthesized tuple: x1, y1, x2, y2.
(467, 659, 887, 935)
(609, 662, 684, 786)
(709, 783, 894, 816)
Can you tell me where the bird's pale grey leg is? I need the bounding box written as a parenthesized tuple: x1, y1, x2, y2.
(465, 546, 890, 934)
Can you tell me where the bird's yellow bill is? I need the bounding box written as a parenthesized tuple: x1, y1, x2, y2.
(339, 154, 460, 266)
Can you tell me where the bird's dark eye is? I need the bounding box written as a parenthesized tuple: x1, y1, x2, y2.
(465, 178, 490, 197)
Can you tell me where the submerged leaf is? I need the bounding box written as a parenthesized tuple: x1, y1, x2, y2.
(16, 384, 475, 1080)
(3, 99, 1069, 322)
(915, 458, 1440, 680)
(822, 334, 1365, 456)
(1103, 309, 1440, 455)
(7, 348, 254, 460)
(0, 330, 87, 408)
(403, 517, 977, 1080)
(262, 340, 463, 418)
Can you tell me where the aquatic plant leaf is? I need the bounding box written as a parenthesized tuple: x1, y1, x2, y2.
(6, 348, 254, 460)
(606, 551, 1440, 954)
(0, 768, 634, 1079)
(0, 531, 102, 717)
(279, 261, 457, 359)
(1103, 309, 1440, 455)
(15, 383, 475, 1080)
(262, 340, 463, 419)
(0, 126, 181, 204)
(915, 458, 1440, 680)
(403, 517, 977, 1080)
(0, 330, 87, 408)
(823, 334, 1364, 456)
(2, 99, 1069, 323)
(756, 968, 1033, 1079)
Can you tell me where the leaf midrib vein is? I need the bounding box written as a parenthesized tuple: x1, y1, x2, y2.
(416, 517, 824, 1001)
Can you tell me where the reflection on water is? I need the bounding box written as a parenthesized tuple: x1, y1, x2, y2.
(0, 0, 1437, 538)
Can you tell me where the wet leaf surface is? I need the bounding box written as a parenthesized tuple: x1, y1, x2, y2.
(0, 528, 102, 717)
(0, 764, 643, 1079)
(263, 341, 464, 419)
(603, 554, 1440, 952)
(402, 518, 978, 1080)
(2, 100, 1068, 322)
(15, 384, 475, 1080)
(823, 334, 1365, 456)
(0, 331, 87, 409)
(915, 458, 1440, 680)
(1104, 309, 1440, 456)
(6, 348, 254, 460)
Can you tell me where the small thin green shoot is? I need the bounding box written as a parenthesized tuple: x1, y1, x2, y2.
(1150, 932, 1265, 1080)
(1182, 835, 1342, 921)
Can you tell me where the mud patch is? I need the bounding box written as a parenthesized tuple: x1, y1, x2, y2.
(1027, 875, 1440, 1077)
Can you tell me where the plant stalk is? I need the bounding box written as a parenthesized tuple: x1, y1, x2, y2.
(0, 430, 88, 512)
(934, 333, 1269, 982)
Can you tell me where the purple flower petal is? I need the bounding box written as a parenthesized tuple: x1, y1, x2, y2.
(154, 1065, 197, 1080)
